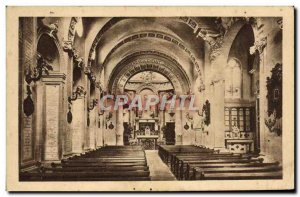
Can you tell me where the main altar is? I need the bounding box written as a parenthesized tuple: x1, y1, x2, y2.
(129, 117, 161, 150)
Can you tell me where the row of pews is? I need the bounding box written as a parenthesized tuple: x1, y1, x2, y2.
(158, 145, 282, 180)
(20, 146, 150, 181)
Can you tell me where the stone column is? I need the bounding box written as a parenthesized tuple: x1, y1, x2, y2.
(175, 110, 183, 145)
(211, 80, 226, 150)
(159, 110, 164, 140)
(88, 108, 96, 150)
(259, 49, 267, 155)
(116, 106, 124, 145)
(96, 113, 104, 147)
(34, 81, 43, 162)
(71, 95, 85, 154)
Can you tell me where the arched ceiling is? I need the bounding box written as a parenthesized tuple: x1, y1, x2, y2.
(79, 17, 222, 91)
(91, 17, 208, 81)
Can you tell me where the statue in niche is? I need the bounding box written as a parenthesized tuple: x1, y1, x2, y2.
(265, 63, 282, 136)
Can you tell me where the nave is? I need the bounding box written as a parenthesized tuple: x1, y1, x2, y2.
(20, 145, 282, 181)
(19, 16, 283, 180)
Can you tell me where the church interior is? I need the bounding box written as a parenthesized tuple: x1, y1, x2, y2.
(19, 16, 283, 181)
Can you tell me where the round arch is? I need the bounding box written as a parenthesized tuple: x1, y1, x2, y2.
(107, 51, 191, 94)
(212, 21, 256, 79)
(135, 84, 158, 95)
(36, 32, 62, 72)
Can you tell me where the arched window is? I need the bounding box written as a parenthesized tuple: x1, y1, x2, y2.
(225, 58, 242, 99)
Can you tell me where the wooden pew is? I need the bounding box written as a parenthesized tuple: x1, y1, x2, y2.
(158, 145, 215, 164)
(173, 156, 262, 179)
(171, 154, 246, 178)
(192, 166, 282, 180)
(21, 146, 151, 181)
(21, 171, 151, 181)
(183, 162, 280, 180)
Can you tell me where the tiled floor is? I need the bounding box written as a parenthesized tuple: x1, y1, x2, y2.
(145, 150, 176, 181)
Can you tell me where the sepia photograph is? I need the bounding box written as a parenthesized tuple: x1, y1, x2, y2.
(6, 6, 294, 191)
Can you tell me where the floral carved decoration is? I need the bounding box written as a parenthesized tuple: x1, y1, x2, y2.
(24, 53, 53, 117)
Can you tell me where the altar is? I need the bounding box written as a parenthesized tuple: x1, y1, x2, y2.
(136, 135, 159, 150)
(132, 118, 161, 150)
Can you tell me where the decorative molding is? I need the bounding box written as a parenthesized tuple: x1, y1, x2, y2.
(125, 81, 173, 93)
(95, 81, 103, 92)
(247, 17, 268, 62)
(88, 99, 98, 112)
(198, 81, 205, 92)
(37, 18, 59, 38)
(208, 36, 224, 62)
(84, 66, 96, 83)
(62, 40, 74, 56)
(25, 53, 53, 84)
(113, 61, 181, 93)
(63, 41, 85, 69)
(68, 86, 86, 104)
(197, 17, 246, 62)
(185, 17, 260, 62)
(210, 78, 223, 86)
(250, 37, 267, 55)
(68, 17, 80, 42)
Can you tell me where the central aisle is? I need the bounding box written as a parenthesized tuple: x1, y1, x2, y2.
(145, 150, 176, 181)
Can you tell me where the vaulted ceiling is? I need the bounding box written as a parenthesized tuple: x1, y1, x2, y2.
(77, 17, 221, 91)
